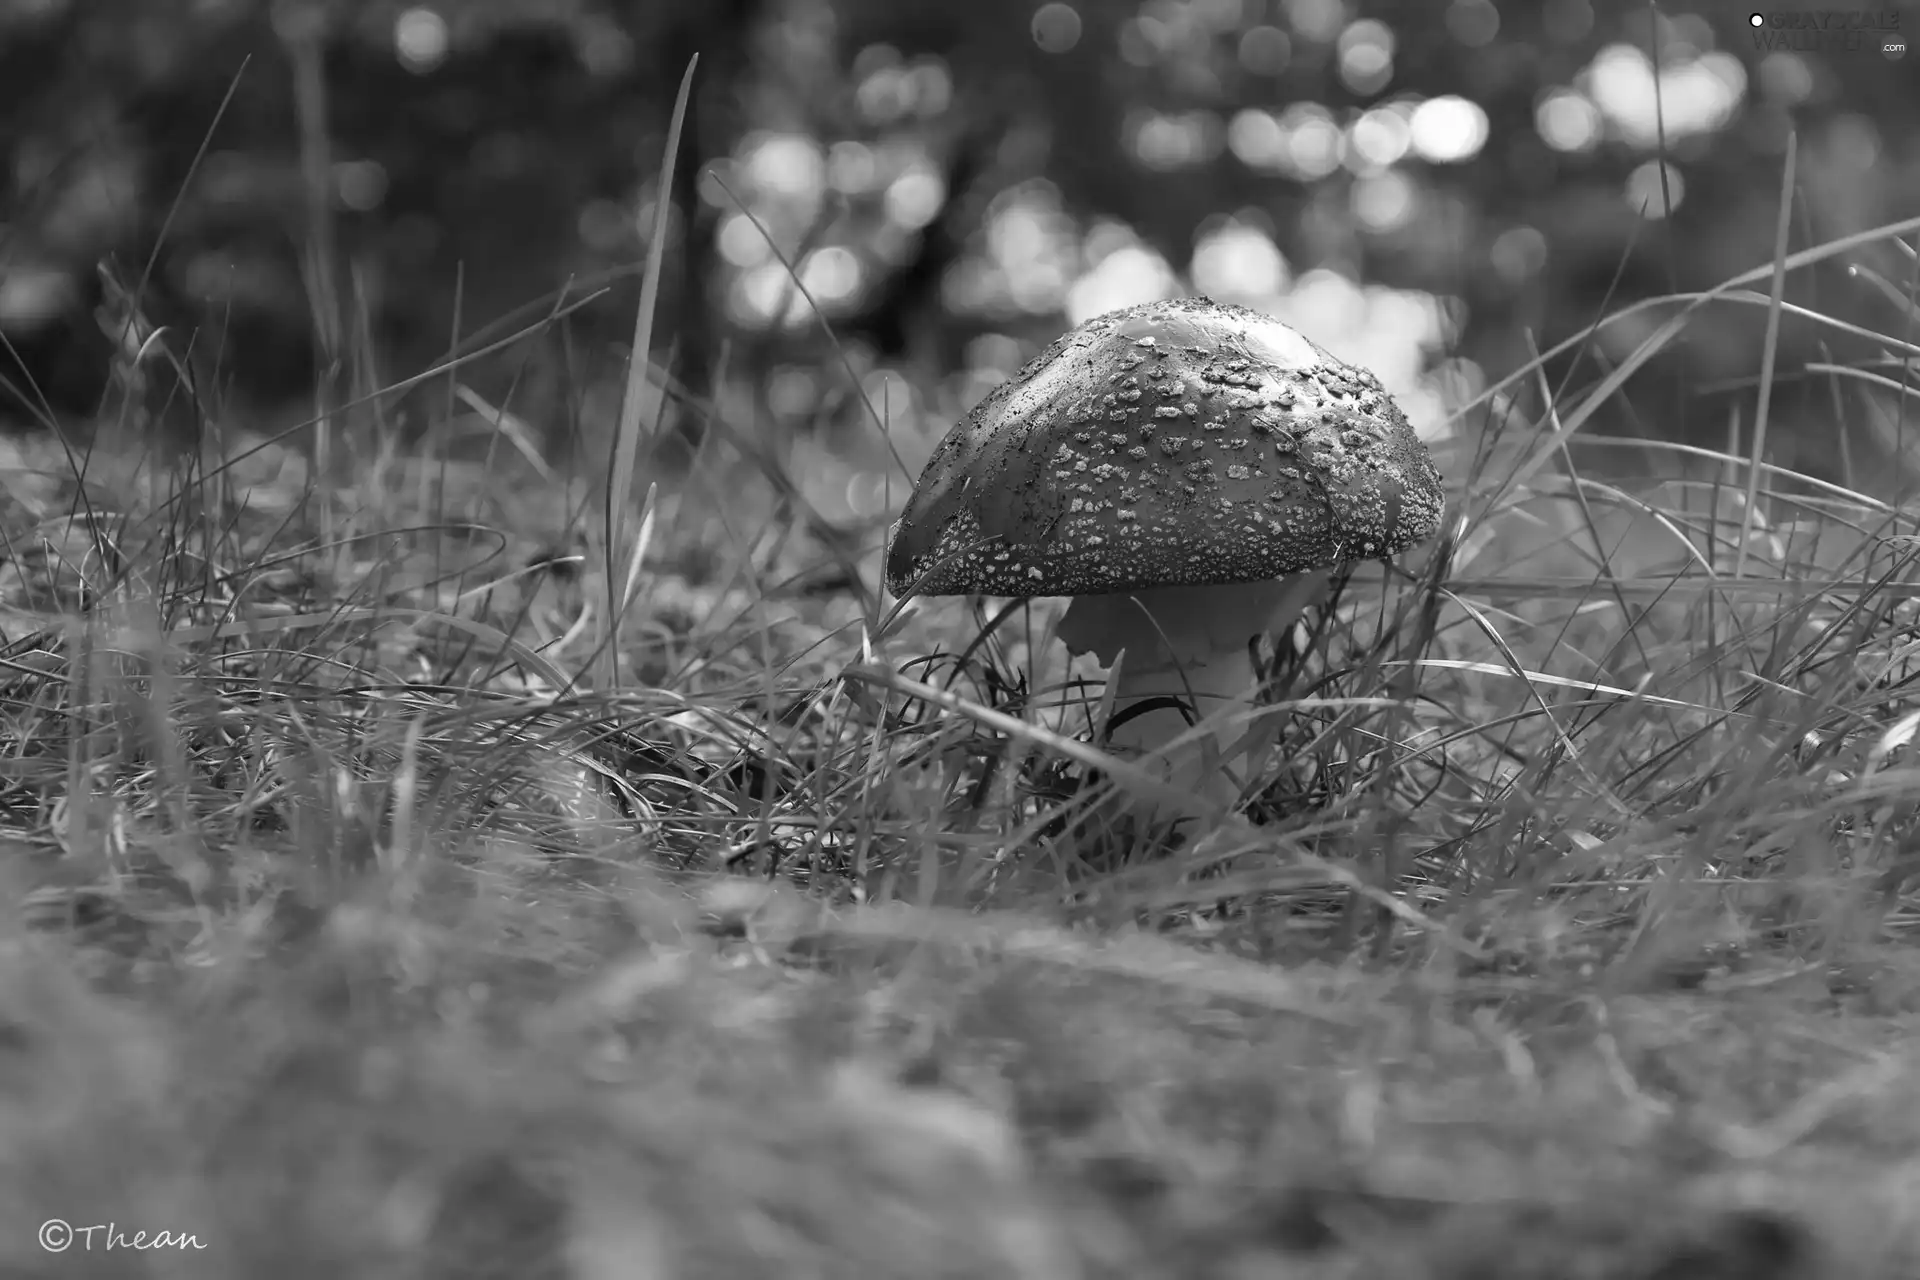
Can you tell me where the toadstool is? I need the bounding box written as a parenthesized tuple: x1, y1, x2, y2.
(884, 296, 1444, 815)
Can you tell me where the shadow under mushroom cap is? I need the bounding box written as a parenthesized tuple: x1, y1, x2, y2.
(886, 297, 1446, 600)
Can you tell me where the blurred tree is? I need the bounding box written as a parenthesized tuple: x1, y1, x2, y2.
(817, 0, 1918, 476)
(1, 0, 1915, 488)
(0, 0, 760, 446)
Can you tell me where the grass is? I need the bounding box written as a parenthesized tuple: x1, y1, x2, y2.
(5, 159, 1920, 1278)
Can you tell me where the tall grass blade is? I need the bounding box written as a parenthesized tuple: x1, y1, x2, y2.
(601, 56, 699, 693)
(1736, 130, 1799, 581)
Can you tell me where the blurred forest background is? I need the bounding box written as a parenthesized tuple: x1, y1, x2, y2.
(1, 0, 1917, 525)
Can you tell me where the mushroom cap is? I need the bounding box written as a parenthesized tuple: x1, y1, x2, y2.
(885, 296, 1445, 599)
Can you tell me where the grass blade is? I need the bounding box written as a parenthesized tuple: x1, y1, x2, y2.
(600, 56, 699, 693)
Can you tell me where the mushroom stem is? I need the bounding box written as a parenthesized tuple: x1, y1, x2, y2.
(1055, 572, 1333, 811)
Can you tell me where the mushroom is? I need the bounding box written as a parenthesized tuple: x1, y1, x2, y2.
(885, 297, 1444, 815)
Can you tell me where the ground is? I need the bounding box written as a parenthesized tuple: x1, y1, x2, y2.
(1, 327, 1919, 1280)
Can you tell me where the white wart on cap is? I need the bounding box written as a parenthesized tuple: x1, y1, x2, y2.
(885, 296, 1443, 600)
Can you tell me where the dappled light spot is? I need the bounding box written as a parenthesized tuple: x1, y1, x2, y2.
(1276, 104, 1344, 179)
(1279, 269, 1368, 340)
(1824, 113, 1883, 171)
(732, 262, 797, 328)
(1031, 3, 1082, 55)
(0, 264, 73, 328)
(1064, 243, 1177, 326)
(1227, 108, 1285, 169)
(857, 64, 910, 125)
(906, 59, 953, 117)
(1117, 13, 1182, 68)
(569, 13, 632, 77)
(980, 190, 1077, 315)
(859, 368, 916, 423)
(1191, 0, 1246, 32)
(1238, 24, 1291, 75)
(1657, 11, 1718, 62)
(1757, 52, 1815, 105)
(1349, 106, 1413, 170)
(963, 333, 1025, 378)
(392, 6, 448, 74)
(1351, 170, 1416, 233)
(942, 259, 999, 314)
(631, 182, 679, 248)
(695, 158, 737, 209)
(1445, 0, 1500, 49)
(827, 140, 879, 194)
(332, 159, 388, 213)
(1544, 0, 1595, 43)
(1128, 110, 1225, 171)
(716, 212, 770, 269)
(852, 45, 918, 125)
(851, 41, 899, 80)
(1408, 95, 1489, 163)
(799, 246, 863, 307)
(1536, 88, 1603, 153)
(1625, 160, 1686, 220)
(766, 366, 822, 422)
(884, 163, 947, 231)
(1336, 19, 1395, 96)
(1584, 44, 1747, 148)
(1191, 223, 1290, 301)
(1284, 0, 1347, 45)
(846, 471, 892, 520)
(1490, 225, 1549, 285)
(742, 132, 825, 202)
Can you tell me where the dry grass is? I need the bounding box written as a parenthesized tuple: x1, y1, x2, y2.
(3, 177, 1920, 1278)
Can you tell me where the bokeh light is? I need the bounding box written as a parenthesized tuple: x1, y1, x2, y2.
(1349, 106, 1413, 169)
(393, 7, 448, 73)
(1583, 44, 1746, 147)
(799, 245, 863, 305)
(1238, 24, 1291, 75)
(1284, 0, 1347, 44)
(1624, 159, 1685, 218)
(1409, 96, 1490, 163)
(1337, 19, 1395, 96)
(1535, 88, 1602, 152)
(1352, 170, 1417, 232)
(1191, 222, 1290, 299)
(743, 133, 825, 201)
(1031, 2, 1082, 54)
(1445, 0, 1500, 48)
(1065, 241, 1177, 325)
(884, 163, 946, 230)
(1490, 225, 1549, 284)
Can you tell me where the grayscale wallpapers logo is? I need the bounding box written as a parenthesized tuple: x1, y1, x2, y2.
(1747, 10, 1905, 58)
